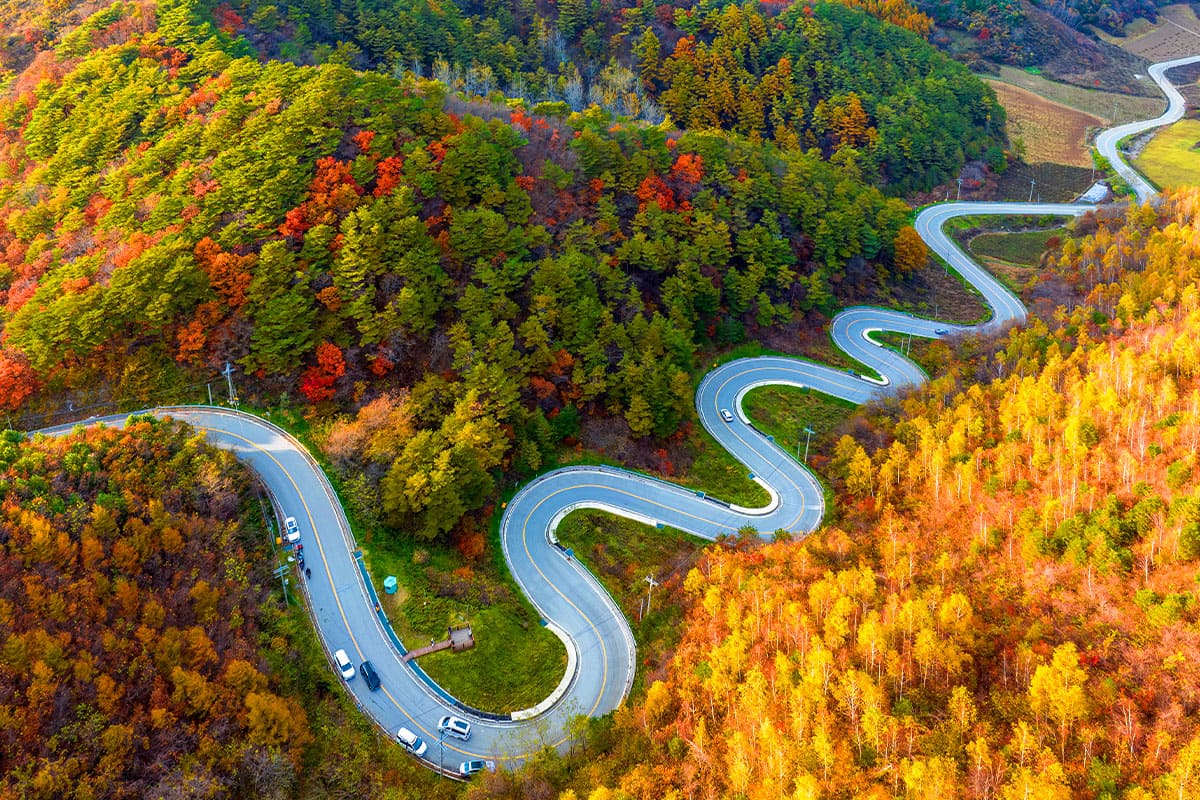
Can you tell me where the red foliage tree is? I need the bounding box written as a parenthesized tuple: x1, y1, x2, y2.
(352, 130, 376, 154)
(636, 174, 677, 212)
(0, 349, 37, 410)
(373, 155, 405, 197)
(211, 3, 244, 34)
(194, 237, 253, 308)
(671, 153, 705, 184)
(299, 342, 346, 403)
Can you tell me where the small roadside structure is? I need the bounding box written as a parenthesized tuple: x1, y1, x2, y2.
(1078, 181, 1110, 204)
(401, 625, 475, 662)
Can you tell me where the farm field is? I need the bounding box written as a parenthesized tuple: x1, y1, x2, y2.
(987, 82, 1103, 167)
(1098, 3, 1200, 61)
(1136, 117, 1200, 188)
(969, 227, 1069, 267)
(990, 65, 1164, 124)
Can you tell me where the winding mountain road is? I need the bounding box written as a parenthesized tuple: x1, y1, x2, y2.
(1095, 55, 1200, 204)
(41, 54, 1200, 774)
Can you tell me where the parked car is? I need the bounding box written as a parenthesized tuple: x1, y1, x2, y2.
(438, 715, 472, 741)
(397, 727, 428, 756)
(333, 649, 355, 680)
(459, 759, 496, 776)
(284, 516, 300, 544)
(359, 660, 380, 691)
(719, 408, 734, 423)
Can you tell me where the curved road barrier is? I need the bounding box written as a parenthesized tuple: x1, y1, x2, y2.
(36, 55, 1200, 772)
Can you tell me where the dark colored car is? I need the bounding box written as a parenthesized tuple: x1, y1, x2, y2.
(360, 660, 380, 691)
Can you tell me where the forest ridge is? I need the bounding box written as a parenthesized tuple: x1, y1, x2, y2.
(0, 0, 1006, 539)
(2, 0, 1200, 796)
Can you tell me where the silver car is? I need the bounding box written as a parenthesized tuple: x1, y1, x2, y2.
(333, 649, 355, 680)
(397, 727, 428, 756)
(438, 715, 472, 741)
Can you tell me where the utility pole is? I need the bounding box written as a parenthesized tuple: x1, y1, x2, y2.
(802, 426, 815, 464)
(1028, 179, 1036, 203)
(643, 574, 659, 617)
(272, 564, 290, 604)
(956, 177, 963, 201)
(207, 383, 213, 405)
(222, 362, 237, 407)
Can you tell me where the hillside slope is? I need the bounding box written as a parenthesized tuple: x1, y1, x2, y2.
(499, 192, 1200, 799)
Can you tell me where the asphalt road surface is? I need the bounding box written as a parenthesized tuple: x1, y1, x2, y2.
(1094, 54, 1200, 204)
(37, 55, 1198, 774)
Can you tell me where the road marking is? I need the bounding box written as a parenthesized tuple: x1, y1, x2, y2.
(48, 57, 1199, 773)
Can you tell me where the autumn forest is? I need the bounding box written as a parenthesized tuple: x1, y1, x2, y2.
(1, 0, 1200, 796)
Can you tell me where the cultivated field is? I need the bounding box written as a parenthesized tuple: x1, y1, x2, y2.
(1103, 4, 1200, 61)
(970, 227, 1068, 267)
(990, 66, 1165, 124)
(987, 82, 1104, 167)
(1136, 117, 1200, 187)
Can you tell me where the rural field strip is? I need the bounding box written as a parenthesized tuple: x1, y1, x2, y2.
(39, 54, 1200, 772)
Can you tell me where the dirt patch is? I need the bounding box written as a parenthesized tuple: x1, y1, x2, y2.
(991, 160, 1097, 203)
(988, 82, 1105, 167)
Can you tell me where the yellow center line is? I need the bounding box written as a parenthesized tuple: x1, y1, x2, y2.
(182, 415, 460, 751)
(713, 364, 816, 530)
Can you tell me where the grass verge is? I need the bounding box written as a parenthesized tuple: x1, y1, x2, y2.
(679, 430, 771, 507)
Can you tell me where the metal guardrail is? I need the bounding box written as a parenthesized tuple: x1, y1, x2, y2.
(351, 551, 514, 724)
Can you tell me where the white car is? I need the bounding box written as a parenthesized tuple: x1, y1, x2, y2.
(333, 649, 355, 680)
(284, 516, 300, 543)
(397, 727, 428, 756)
(719, 409, 734, 423)
(438, 715, 472, 741)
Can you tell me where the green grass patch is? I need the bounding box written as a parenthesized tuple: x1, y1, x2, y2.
(871, 331, 953, 377)
(362, 532, 565, 715)
(1137, 118, 1200, 190)
(968, 227, 1066, 267)
(741, 385, 855, 461)
(417, 605, 567, 713)
(678, 429, 771, 507)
